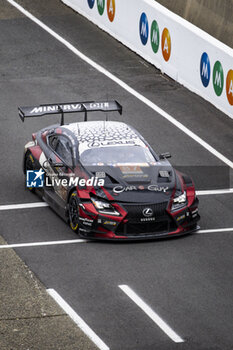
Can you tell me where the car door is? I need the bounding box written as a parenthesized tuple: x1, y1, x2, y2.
(47, 134, 74, 201)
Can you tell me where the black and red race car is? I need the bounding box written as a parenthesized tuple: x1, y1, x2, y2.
(19, 100, 200, 240)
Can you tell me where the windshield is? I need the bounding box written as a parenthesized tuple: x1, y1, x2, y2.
(80, 145, 156, 166)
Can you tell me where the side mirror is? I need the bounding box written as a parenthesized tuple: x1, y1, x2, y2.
(47, 158, 67, 168)
(159, 152, 171, 160)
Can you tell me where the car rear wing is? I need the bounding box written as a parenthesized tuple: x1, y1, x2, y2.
(18, 100, 122, 125)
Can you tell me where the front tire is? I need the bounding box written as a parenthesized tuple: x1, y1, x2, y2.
(69, 191, 79, 233)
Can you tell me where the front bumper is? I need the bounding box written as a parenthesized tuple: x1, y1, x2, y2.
(77, 198, 200, 240)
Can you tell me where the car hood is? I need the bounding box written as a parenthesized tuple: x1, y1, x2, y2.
(86, 164, 180, 203)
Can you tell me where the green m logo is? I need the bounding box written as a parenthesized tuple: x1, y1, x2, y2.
(97, 0, 105, 15)
(150, 20, 160, 54)
(213, 61, 224, 96)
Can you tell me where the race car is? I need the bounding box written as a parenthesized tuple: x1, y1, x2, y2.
(19, 100, 200, 240)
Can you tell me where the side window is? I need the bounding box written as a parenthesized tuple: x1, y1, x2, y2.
(49, 135, 73, 166)
(49, 135, 58, 151)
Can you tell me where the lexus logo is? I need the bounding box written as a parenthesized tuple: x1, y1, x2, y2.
(142, 208, 153, 217)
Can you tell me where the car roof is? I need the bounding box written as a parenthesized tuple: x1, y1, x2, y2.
(62, 121, 147, 154)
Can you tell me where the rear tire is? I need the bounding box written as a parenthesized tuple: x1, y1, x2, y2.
(25, 151, 36, 192)
(69, 191, 79, 233)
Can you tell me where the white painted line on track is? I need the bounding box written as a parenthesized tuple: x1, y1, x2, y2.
(47, 288, 110, 350)
(197, 228, 233, 234)
(0, 202, 49, 211)
(0, 227, 232, 249)
(119, 284, 184, 343)
(0, 239, 87, 249)
(196, 189, 233, 195)
(6, 0, 233, 170)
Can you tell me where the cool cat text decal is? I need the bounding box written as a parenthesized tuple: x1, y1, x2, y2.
(113, 185, 169, 194)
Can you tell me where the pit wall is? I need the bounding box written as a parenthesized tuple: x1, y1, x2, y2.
(62, 0, 233, 118)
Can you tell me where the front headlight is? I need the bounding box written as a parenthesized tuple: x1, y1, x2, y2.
(171, 191, 187, 211)
(90, 197, 120, 216)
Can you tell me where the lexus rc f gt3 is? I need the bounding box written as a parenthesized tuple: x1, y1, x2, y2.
(19, 100, 200, 240)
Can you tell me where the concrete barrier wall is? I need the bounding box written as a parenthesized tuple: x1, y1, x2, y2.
(155, 0, 233, 48)
(61, 0, 233, 118)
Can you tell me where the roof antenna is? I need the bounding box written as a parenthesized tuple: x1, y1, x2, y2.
(106, 93, 109, 122)
(104, 94, 108, 133)
(58, 105, 64, 125)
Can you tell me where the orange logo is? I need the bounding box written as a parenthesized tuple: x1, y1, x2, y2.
(107, 0, 115, 22)
(226, 70, 233, 105)
(162, 28, 171, 61)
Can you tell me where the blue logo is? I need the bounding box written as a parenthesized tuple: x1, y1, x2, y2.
(88, 0, 95, 9)
(26, 169, 45, 188)
(200, 52, 211, 87)
(139, 13, 149, 45)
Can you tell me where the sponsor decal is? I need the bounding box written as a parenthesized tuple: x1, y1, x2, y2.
(89, 102, 110, 109)
(26, 169, 44, 188)
(79, 217, 93, 226)
(88, 139, 136, 148)
(88, 0, 114, 22)
(226, 69, 233, 105)
(200, 53, 233, 106)
(150, 20, 160, 54)
(122, 174, 148, 179)
(139, 13, 171, 61)
(191, 208, 198, 218)
(29, 101, 114, 116)
(97, 0, 105, 15)
(141, 217, 155, 222)
(139, 12, 149, 46)
(96, 172, 106, 178)
(200, 52, 211, 87)
(30, 104, 83, 115)
(119, 165, 143, 175)
(213, 61, 224, 96)
(79, 228, 88, 232)
(176, 214, 185, 222)
(161, 28, 171, 62)
(113, 184, 168, 193)
(147, 185, 169, 192)
(87, 0, 95, 9)
(107, 0, 115, 22)
(104, 220, 117, 226)
(113, 185, 137, 194)
(142, 208, 153, 217)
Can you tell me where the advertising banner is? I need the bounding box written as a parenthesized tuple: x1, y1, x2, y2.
(62, 0, 233, 118)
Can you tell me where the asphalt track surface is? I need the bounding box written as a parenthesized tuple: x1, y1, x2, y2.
(0, 0, 233, 349)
